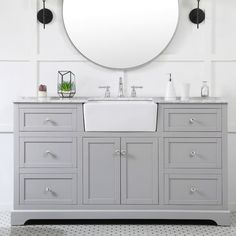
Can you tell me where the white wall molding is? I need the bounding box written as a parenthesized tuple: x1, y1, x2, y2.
(0, 126, 13, 133)
(229, 127, 236, 133)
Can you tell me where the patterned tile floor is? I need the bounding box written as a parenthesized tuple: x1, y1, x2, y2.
(0, 212, 235, 236)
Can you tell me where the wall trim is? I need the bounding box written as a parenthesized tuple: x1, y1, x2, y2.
(0, 126, 13, 133)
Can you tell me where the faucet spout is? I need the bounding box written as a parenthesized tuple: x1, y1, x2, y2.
(118, 77, 124, 97)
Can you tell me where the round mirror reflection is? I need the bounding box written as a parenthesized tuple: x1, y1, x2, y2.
(63, 0, 179, 69)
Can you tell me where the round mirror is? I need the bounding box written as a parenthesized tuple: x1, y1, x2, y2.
(63, 0, 179, 69)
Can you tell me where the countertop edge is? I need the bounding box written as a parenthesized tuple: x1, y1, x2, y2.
(13, 97, 228, 104)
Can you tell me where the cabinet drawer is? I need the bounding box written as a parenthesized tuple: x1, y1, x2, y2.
(164, 138, 221, 169)
(164, 108, 221, 132)
(19, 108, 77, 131)
(164, 174, 222, 205)
(20, 137, 77, 168)
(20, 174, 77, 205)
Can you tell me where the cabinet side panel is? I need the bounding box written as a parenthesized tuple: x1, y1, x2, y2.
(221, 104, 228, 209)
(14, 104, 20, 209)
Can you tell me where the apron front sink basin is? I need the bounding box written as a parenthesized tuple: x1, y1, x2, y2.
(84, 100, 157, 132)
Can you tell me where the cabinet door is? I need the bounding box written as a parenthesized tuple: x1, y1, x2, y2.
(83, 138, 120, 204)
(121, 138, 158, 204)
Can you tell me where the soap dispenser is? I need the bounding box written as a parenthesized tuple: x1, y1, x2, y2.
(165, 73, 176, 101)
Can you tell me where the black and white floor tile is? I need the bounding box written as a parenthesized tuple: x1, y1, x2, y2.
(0, 212, 236, 236)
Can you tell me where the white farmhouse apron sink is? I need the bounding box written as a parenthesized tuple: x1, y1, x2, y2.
(83, 100, 157, 132)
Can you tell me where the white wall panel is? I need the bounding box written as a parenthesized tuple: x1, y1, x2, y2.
(38, 0, 84, 58)
(214, 0, 236, 55)
(213, 62, 236, 131)
(163, 0, 209, 56)
(0, 134, 13, 210)
(0, 0, 34, 58)
(39, 61, 123, 97)
(0, 62, 36, 130)
(126, 62, 206, 97)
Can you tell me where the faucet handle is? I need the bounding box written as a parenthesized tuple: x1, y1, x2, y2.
(99, 86, 111, 98)
(131, 86, 143, 97)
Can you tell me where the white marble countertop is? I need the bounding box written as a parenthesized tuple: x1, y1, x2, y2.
(14, 96, 88, 104)
(14, 96, 227, 104)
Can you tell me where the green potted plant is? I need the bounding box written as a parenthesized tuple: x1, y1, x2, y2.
(57, 71, 76, 98)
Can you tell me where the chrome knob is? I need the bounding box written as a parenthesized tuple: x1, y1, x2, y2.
(189, 118, 195, 124)
(190, 151, 196, 158)
(45, 118, 51, 122)
(45, 150, 51, 155)
(190, 186, 198, 193)
(45, 187, 52, 192)
(121, 150, 127, 156)
(114, 150, 120, 155)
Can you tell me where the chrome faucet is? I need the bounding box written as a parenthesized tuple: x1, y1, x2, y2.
(131, 86, 143, 97)
(99, 86, 110, 97)
(118, 77, 124, 97)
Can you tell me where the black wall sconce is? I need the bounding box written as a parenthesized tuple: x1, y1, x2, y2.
(189, 0, 205, 29)
(37, 0, 53, 29)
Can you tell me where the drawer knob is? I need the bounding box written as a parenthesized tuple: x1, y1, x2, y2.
(45, 118, 51, 122)
(190, 151, 197, 158)
(45, 150, 56, 158)
(189, 118, 195, 124)
(190, 186, 198, 193)
(45, 187, 52, 193)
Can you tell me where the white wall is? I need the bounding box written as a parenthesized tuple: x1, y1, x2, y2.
(0, 0, 236, 210)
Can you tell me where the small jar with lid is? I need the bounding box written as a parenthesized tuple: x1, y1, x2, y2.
(201, 81, 209, 98)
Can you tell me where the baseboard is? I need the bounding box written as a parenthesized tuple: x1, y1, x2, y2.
(0, 204, 13, 211)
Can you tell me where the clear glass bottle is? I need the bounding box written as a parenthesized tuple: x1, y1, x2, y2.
(201, 81, 209, 98)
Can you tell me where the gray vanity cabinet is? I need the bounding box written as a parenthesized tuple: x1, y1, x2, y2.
(121, 138, 158, 204)
(12, 101, 230, 226)
(83, 138, 121, 204)
(83, 137, 158, 205)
